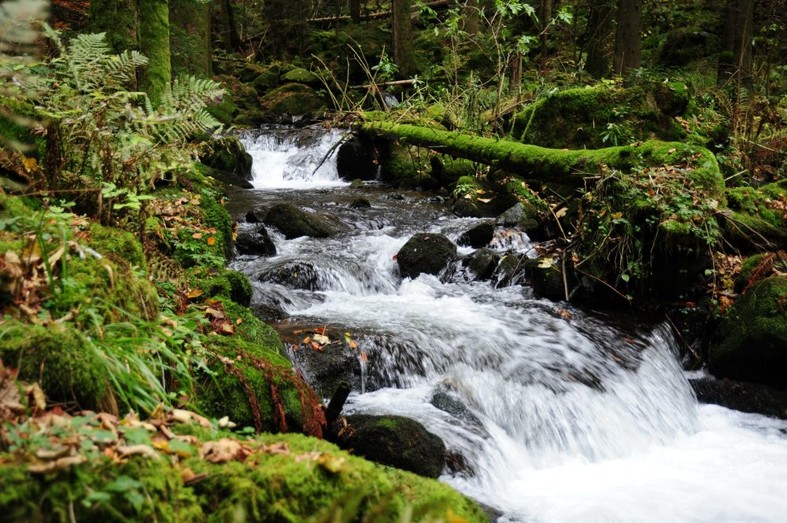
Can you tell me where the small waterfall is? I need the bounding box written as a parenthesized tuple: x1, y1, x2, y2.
(239, 126, 348, 189)
(229, 127, 787, 523)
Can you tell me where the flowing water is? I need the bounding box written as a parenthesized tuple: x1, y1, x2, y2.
(232, 127, 787, 523)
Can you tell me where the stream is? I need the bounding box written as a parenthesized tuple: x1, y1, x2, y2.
(228, 126, 787, 523)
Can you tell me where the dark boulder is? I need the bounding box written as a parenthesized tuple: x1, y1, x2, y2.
(336, 414, 446, 478)
(200, 136, 253, 187)
(397, 233, 457, 279)
(349, 197, 372, 209)
(259, 261, 320, 290)
(709, 276, 787, 387)
(691, 377, 787, 419)
(262, 203, 337, 239)
(337, 134, 379, 181)
(463, 248, 500, 281)
(458, 221, 495, 248)
(235, 226, 276, 256)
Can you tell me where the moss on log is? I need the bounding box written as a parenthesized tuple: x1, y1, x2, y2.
(358, 121, 723, 197)
(139, 0, 172, 106)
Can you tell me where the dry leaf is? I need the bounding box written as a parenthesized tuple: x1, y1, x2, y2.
(28, 455, 86, 474)
(117, 445, 160, 460)
(200, 438, 251, 463)
(186, 288, 204, 300)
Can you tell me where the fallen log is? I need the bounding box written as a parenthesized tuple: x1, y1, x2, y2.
(356, 121, 723, 196)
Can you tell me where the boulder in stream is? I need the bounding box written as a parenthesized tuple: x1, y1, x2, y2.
(709, 276, 787, 387)
(336, 414, 446, 478)
(199, 136, 254, 188)
(397, 233, 457, 279)
(261, 203, 338, 239)
(458, 221, 495, 248)
(691, 377, 787, 420)
(337, 134, 379, 181)
(235, 226, 277, 256)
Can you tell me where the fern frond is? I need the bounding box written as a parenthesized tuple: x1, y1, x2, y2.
(105, 50, 149, 87)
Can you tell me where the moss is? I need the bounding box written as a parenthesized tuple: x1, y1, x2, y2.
(88, 0, 138, 54)
(511, 82, 689, 148)
(89, 223, 146, 268)
(206, 92, 238, 126)
(191, 269, 253, 307)
(198, 188, 233, 259)
(196, 336, 320, 435)
(739, 253, 770, 285)
(281, 67, 320, 86)
(138, 0, 172, 106)
(260, 83, 326, 118)
(710, 276, 787, 386)
(0, 320, 109, 409)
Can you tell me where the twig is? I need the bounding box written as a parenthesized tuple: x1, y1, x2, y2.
(310, 131, 353, 176)
(574, 266, 631, 303)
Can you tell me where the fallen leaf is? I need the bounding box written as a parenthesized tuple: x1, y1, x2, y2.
(28, 455, 86, 474)
(186, 288, 204, 300)
(117, 445, 160, 460)
(312, 334, 330, 345)
(200, 438, 251, 463)
(207, 237, 216, 246)
(192, 232, 203, 239)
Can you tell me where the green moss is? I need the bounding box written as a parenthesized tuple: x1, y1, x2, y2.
(168, 0, 211, 78)
(710, 276, 787, 386)
(260, 83, 326, 117)
(281, 67, 320, 86)
(89, 223, 146, 268)
(511, 82, 689, 148)
(88, 0, 138, 54)
(138, 0, 172, 106)
(196, 336, 313, 434)
(0, 321, 109, 409)
(190, 268, 253, 307)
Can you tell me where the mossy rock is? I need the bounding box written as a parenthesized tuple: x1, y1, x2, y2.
(0, 321, 109, 410)
(189, 268, 253, 307)
(262, 203, 338, 239)
(458, 221, 495, 248)
(397, 233, 457, 279)
(88, 223, 146, 268)
(656, 28, 720, 67)
(259, 83, 326, 119)
(199, 188, 234, 259)
(0, 432, 485, 522)
(337, 414, 447, 478)
(199, 135, 253, 181)
(281, 67, 321, 87)
(722, 185, 787, 250)
(709, 276, 787, 387)
(197, 336, 326, 436)
(511, 82, 690, 148)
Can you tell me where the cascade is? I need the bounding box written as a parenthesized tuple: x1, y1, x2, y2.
(229, 127, 787, 523)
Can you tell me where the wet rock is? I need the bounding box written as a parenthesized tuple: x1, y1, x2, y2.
(349, 197, 371, 209)
(336, 414, 446, 478)
(200, 136, 253, 187)
(235, 226, 276, 256)
(259, 83, 326, 121)
(397, 233, 457, 279)
(259, 262, 320, 290)
(691, 377, 787, 420)
(349, 179, 365, 189)
(709, 276, 787, 387)
(458, 221, 495, 248)
(496, 202, 539, 231)
(262, 203, 338, 239)
(463, 248, 500, 281)
(524, 257, 568, 301)
(492, 253, 528, 287)
(287, 341, 357, 399)
(430, 389, 484, 429)
(245, 205, 268, 223)
(337, 135, 379, 181)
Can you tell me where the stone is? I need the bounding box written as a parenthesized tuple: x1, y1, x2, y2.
(337, 135, 379, 181)
(235, 226, 276, 256)
(336, 414, 446, 478)
(496, 202, 539, 230)
(463, 248, 500, 281)
(458, 221, 495, 248)
(397, 233, 457, 279)
(691, 377, 787, 420)
(262, 203, 337, 239)
(709, 276, 787, 387)
(200, 136, 253, 186)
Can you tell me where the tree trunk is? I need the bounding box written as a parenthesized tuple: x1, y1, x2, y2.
(538, 0, 553, 61)
(138, 0, 172, 106)
(264, 0, 309, 56)
(463, 0, 480, 35)
(349, 0, 362, 22)
(717, 0, 754, 88)
(392, 0, 415, 76)
(88, 0, 138, 54)
(169, 0, 212, 78)
(613, 0, 641, 76)
(583, 0, 614, 78)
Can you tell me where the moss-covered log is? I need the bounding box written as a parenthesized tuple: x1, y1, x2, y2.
(357, 121, 723, 197)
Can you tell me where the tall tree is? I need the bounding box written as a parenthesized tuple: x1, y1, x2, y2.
(138, 0, 172, 106)
(349, 0, 362, 22)
(264, 0, 309, 56)
(169, 0, 212, 77)
(717, 0, 755, 88)
(613, 0, 641, 76)
(88, 0, 138, 54)
(583, 0, 614, 78)
(392, 0, 415, 76)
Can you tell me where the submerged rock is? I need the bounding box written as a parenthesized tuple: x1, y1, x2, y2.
(336, 414, 446, 478)
(397, 233, 457, 279)
(463, 248, 500, 281)
(259, 261, 321, 290)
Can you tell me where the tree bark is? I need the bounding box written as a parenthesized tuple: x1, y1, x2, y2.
(613, 0, 641, 76)
(463, 0, 480, 35)
(349, 0, 362, 22)
(169, 0, 212, 77)
(717, 0, 754, 88)
(583, 0, 614, 78)
(392, 0, 415, 76)
(88, 0, 138, 54)
(138, 0, 172, 106)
